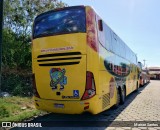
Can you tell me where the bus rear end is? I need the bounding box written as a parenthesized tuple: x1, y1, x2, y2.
(32, 6, 99, 114)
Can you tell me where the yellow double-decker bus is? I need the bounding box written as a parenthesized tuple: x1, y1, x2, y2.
(32, 6, 139, 114)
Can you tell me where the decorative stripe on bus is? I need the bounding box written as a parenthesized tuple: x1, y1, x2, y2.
(39, 62, 80, 66)
(37, 52, 81, 58)
(37, 57, 82, 62)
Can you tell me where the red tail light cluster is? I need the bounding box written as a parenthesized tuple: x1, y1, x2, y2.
(81, 71, 96, 100)
(32, 74, 40, 98)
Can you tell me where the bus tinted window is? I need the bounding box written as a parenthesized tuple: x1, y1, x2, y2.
(33, 7, 86, 38)
(103, 23, 112, 51)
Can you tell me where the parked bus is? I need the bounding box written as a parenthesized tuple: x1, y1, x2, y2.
(137, 62, 150, 87)
(139, 71, 150, 87)
(32, 6, 139, 114)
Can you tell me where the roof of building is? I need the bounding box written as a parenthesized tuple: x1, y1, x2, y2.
(147, 67, 160, 74)
(148, 67, 160, 70)
(149, 71, 160, 75)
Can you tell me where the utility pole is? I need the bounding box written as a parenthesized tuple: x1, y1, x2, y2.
(0, 0, 4, 95)
(143, 59, 146, 67)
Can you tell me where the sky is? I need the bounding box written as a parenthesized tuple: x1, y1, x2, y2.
(62, 0, 160, 67)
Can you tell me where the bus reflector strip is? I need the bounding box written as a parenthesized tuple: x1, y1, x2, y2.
(84, 105, 89, 110)
(39, 62, 80, 66)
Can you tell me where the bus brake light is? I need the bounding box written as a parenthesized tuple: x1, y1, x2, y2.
(81, 71, 96, 100)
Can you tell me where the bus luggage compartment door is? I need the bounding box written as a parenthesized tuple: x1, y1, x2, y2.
(34, 54, 86, 101)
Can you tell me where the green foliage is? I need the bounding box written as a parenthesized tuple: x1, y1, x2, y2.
(1, 73, 33, 96)
(2, 0, 67, 96)
(2, 29, 31, 69)
(3, 0, 67, 69)
(4, 0, 67, 36)
(0, 105, 10, 118)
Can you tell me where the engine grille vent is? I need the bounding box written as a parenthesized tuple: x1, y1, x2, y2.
(102, 93, 110, 109)
(37, 52, 82, 66)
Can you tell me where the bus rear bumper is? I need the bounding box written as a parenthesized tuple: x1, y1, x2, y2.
(34, 96, 101, 114)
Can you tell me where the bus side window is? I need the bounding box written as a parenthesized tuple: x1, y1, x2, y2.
(112, 32, 117, 54)
(111, 32, 120, 55)
(104, 24, 112, 51)
(119, 39, 126, 58)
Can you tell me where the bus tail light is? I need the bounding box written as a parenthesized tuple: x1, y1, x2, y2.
(81, 71, 96, 100)
(32, 74, 40, 98)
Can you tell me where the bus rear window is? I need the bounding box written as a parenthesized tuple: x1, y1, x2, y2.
(33, 7, 86, 39)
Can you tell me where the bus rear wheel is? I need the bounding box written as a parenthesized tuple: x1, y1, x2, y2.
(120, 86, 126, 104)
(136, 82, 139, 92)
(114, 88, 121, 108)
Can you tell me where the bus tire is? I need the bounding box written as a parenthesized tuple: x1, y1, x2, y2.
(120, 86, 126, 104)
(114, 88, 121, 108)
(135, 82, 139, 92)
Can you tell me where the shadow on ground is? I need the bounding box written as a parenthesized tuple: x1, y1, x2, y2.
(11, 83, 150, 129)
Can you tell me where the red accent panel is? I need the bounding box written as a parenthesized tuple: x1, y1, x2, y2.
(86, 7, 98, 52)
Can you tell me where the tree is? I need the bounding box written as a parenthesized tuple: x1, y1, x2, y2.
(3, 0, 67, 70)
(4, 0, 67, 36)
(2, 0, 68, 96)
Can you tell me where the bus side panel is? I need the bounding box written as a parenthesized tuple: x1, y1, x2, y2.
(86, 6, 117, 112)
(95, 12, 118, 110)
(99, 46, 117, 110)
(85, 6, 102, 114)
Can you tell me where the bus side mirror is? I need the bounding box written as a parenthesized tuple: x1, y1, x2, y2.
(98, 19, 103, 31)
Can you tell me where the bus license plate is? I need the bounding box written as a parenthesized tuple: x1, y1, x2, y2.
(54, 103, 64, 108)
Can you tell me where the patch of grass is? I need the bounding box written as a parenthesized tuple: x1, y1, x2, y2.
(0, 96, 47, 122)
(0, 105, 10, 118)
(1, 110, 43, 122)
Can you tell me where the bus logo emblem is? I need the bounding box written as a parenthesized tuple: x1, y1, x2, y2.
(50, 68, 67, 90)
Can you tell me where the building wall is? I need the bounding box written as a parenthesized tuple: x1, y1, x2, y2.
(148, 67, 160, 80)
